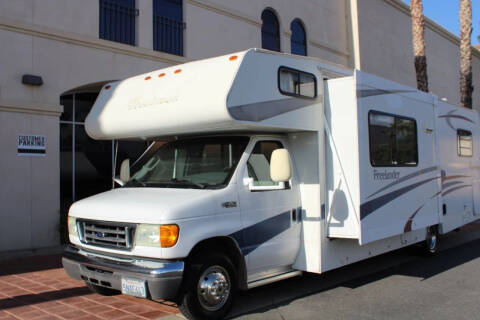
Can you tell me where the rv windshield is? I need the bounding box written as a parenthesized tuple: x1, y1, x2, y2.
(125, 136, 249, 189)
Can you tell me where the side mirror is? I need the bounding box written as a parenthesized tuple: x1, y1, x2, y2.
(120, 159, 130, 183)
(270, 149, 292, 182)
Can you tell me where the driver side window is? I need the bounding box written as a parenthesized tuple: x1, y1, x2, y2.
(247, 141, 284, 189)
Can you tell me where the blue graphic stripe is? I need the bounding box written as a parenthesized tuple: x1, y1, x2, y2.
(357, 89, 415, 98)
(230, 211, 291, 255)
(441, 181, 464, 189)
(442, 185, 472, 197)
(367, 166, 438, 199)
(360, 176, 440, 220)
(438, 114, 475, 123)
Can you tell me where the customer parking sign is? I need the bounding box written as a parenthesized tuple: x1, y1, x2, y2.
(17, 134, 46, 156)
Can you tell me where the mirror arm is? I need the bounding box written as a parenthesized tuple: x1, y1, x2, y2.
(114, 177, 125, 187)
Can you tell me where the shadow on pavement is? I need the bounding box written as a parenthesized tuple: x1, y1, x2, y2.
(0, 286, 91, 310)
(228, 236, 480, 319)
(344, 238, 480, 289)
(0, 254, 62, 276)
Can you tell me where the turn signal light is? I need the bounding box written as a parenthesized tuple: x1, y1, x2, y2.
(160, 225, 179, 247)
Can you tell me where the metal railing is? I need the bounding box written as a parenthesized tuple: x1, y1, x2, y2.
(153, 14, 185, 56)
(99, 0, 139, 46)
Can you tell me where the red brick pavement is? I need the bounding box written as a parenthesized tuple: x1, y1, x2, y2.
(0, 254, 179, 320)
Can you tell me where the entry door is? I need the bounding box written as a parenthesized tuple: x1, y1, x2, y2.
(237, 138, 301, 279)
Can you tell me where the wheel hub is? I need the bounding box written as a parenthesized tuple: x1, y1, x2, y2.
(428, 233, 437, 250)
(197, 266, 231, 311)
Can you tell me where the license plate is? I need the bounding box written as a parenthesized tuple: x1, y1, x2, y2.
(121, 277, 147, 298)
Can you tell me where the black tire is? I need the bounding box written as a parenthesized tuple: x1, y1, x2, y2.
(178, 253, 236, 320)
(423, 225, 439, 255)
(86, 282, 120, 296)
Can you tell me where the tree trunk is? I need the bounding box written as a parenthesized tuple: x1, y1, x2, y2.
(410, 0, 429, 92)
(459, 0, 473, 109)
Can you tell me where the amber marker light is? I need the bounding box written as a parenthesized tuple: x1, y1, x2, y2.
(145, 76, 152, 80)
(105, 85, 111, 90)
(160, 225, 179, 247)
(174, 69, 182, 74)
(229, 55, 238, 61)
(158, 73, 166, 77)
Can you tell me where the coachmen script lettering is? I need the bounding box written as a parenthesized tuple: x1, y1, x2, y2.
(373, 169, 400, 180)
(17, 134, 46, 156)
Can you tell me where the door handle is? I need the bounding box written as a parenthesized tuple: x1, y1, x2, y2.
(291, 208, 302, 222)
(222, 201, 237, 208)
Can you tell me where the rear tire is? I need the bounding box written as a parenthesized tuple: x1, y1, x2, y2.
(178, 253, 236, 320)
(86, 282, 120, 296)
(423, 225, 439, 255)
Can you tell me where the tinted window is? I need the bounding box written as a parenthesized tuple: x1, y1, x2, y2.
(153, 0, 184, 56)
(247, 141, 283, 187)
(369, 111, 418, 166)
(99, 0, 137, 46)
(279, 67, 316, 98)
(291, 19, 307, 56)
(457, 129, 473, 157)
(261, 9, 280, 52)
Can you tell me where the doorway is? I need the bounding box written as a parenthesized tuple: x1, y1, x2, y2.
(59, 87, 148, 241)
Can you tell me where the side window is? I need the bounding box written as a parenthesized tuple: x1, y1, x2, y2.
(278, 67, 316, 99)
(247, 141, 285, 189)
(369, 111, 418, 167)
(457, 129, 473, 157)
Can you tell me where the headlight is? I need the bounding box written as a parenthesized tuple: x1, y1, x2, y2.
(68, 216, 77, 238)
(135, 224, 179, 248)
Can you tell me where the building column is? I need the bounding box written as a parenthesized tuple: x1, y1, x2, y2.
(137, 0, 153, 50)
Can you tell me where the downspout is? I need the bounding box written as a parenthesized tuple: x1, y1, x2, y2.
(346, 0, 362, 70)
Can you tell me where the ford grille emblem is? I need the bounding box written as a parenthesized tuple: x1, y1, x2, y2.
(96, 232, 104, 238)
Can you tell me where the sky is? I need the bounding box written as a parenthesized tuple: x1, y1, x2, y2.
(402, 0, 480, 45)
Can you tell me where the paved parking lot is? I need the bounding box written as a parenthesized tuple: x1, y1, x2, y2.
(0, 255, 179, 320)
(227, 221, 480, 320)
(2, 221, 480, 320)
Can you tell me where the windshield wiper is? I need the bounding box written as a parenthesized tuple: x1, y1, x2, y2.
(125, 178, 147, 187)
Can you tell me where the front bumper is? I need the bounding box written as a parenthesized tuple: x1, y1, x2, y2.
(62, 245, 184, 300)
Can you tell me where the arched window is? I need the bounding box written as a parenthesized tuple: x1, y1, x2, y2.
(261, 9, 280, 52)
(291, 19, 306, 56)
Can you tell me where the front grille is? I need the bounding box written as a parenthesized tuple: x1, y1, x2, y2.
(78, 220, 135, 250)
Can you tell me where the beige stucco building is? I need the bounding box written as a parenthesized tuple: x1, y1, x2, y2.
(1, 0, 479, 252)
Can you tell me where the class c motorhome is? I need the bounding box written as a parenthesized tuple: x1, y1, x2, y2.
(62, 49, 480, 320)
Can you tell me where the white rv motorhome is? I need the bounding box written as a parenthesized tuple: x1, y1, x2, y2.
(63, 49, 480, 319)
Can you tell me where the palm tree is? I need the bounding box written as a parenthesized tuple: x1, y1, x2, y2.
(410, 0, 429, 92)
(459, 0, 473, 109)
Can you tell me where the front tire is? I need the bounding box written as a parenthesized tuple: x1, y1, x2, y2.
(423, 225, 439, 255)
(178, 253, 236, 320)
